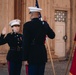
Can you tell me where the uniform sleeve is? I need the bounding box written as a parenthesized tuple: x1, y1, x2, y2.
(22, 24, 30, 61)
(74, 34, 76, 41)
(44, 21, 55, 39)
(0, 34, 8, 45)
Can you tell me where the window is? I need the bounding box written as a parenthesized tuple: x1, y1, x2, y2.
(55, 10, 67, 22)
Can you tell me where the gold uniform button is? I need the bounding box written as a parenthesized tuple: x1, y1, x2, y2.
(17, 38, 19, 40)
(17, 35, 18, 37)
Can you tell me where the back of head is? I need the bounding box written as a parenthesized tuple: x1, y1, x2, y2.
(28, 7, 42, 19)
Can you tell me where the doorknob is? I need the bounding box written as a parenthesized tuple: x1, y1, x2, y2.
(63, 35, 67, 42)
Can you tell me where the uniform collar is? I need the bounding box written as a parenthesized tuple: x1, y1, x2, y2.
(12, 32, 19, 35)
(31, 18, 39, 21)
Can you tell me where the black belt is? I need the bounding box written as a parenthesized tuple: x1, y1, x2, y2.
(10, 47, 22, 51)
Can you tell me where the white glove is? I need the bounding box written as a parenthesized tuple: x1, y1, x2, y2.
(23, 61, 29, 66)
(2, 27, 7, 35)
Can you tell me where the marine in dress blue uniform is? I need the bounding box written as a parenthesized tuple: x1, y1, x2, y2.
(0, 19, 22, 75)
(22, 7, 55, 75)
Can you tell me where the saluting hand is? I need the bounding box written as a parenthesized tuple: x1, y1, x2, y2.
(23, 61, 29, 66)
(2, 27, 7, 35)
(44, 16, 47, 21)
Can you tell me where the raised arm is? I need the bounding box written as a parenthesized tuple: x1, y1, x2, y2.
(0, 27, 7, 45)
(44, 21, 55, 39)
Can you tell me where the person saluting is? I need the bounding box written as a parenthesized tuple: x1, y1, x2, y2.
(0, 19, 22, 75)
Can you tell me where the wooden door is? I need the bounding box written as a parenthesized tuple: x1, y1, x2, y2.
(54, 10, 67, 57)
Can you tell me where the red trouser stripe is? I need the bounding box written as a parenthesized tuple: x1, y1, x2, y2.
(26, 65, 28, 75)
(7, 61, 10, 75)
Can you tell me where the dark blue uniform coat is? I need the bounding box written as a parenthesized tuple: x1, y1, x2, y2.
(22, 18, 55, 65)
(0, 32, 22, 62)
